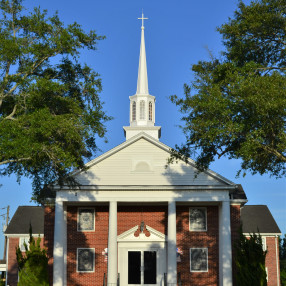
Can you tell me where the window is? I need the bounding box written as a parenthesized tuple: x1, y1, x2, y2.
(265, 267, 268, 281)
(148, 102, 152, 121)
(262, 237, 267, 251)
(19, 237, 29, 252)
(132, 102, 136, 121)
(77, 248, 95, 272)
(77, 208, 95, 231)
(189, 207, 207, 231)
(140, 101, 145, 120)
(190, 248, 208, 272)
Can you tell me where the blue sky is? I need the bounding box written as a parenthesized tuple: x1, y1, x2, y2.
(0, 0, 285, 257)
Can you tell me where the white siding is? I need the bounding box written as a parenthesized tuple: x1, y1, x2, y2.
(76, 138, 227, 186)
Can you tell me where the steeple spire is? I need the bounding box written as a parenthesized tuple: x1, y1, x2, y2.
(123, 12, 161, 141)
(136, 12, 149, 95)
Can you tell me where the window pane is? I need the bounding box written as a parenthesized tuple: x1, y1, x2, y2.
(132, 102, 136, 121)
(189, 208, 207, 231)
(140, 101, 145, 120)
(148, 102, 152, 121)
(128, 251, 141, 284)
(190, 248, 208, 272)
(144, 251, 156, 284)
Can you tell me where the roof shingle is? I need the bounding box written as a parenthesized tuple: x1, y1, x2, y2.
(5, 206, 44, 235)
(241, 205, 281, 234)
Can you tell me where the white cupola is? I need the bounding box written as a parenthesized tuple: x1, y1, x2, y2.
(123, 12, 161, 140)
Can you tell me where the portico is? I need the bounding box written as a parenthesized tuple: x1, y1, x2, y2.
(52, 187, 234, 286)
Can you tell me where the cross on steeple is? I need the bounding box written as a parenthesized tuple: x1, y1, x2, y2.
(138, 11, 148, 28)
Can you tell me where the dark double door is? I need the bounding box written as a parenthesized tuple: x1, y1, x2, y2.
(128, 251, 157, 285)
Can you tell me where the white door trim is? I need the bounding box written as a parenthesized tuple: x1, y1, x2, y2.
(117, 225, 166, 286)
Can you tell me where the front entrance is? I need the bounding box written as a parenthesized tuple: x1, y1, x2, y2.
(128, 250, 157, 285)
(117, 225, 166, 286)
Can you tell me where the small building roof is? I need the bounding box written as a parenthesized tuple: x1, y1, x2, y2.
(232, 184, 247, 200)
(241, 205, 281, 234)
(5, 206, 44, 235)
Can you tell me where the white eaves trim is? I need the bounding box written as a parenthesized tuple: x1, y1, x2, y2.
(57, 132, 236, 188)
(243, 233, 282, 236)
(55, 185, 237, 190)
(5, 233, 44, 238)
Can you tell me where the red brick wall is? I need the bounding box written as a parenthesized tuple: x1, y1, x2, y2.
(230, 204, 241, 285)
(66, 206, 109, 286)
(7, 237, 19, 286)
(44, 206, 55, 286)
(177, 205, 219, 286)
(44, 203, 242, 286)
(7, 236, 45, 286)
(242, 235, 280, 286)
(265, 236, 280, 286)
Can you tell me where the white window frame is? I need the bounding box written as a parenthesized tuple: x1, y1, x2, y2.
(189, 207, 207, 231)
(19, 237, 29, 252)
(76, 248, 95, 273)
(77, 207, 95, 232)
(265, 267, 268, 281)
(190, 248, 208, 272)
(262, 237, 267, 251)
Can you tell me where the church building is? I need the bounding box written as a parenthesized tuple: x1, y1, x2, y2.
(45, 13, 248, 286)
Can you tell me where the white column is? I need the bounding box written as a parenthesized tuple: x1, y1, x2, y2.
(219, 200, 233, 286)
(107, 201, 117, 286)
(53, 200, 66, 286)
(167, 201, 177, 286)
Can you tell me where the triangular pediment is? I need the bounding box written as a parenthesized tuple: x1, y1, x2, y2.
(68, 133, 235, 189)
(117, 225, 166, 242)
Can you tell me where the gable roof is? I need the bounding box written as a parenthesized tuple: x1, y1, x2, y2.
(241, 205, 281, 234)
(64, 132, 236, 189)
(5, 206, 44, 235)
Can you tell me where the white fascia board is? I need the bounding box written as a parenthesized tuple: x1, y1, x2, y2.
(243, 233, 282, 236)
(230, 199, 248, 205)
(54, 185, 237, 190)
(5, 233, 44, 238)
(56, 189, 230, 203)
(0, 264, 6, 271)
(54, 132, 236, 188)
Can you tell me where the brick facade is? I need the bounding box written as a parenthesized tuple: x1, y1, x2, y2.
(43, 204, 244, 286)
(6, 236, 45, 286)
(264, 236, 280, 286)
(6, 237, 18, 286)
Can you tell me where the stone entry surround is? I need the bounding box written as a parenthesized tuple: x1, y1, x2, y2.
(51, 189, 235, 286)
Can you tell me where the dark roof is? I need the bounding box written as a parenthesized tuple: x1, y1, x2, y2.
(241, 205, 281, 234)
(5, 206, 44, 235)
(0, 259, 6, 264)
(232, 184, 247, 200)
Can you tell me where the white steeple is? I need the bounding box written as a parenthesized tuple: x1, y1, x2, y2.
(136, 13, 149, 95)
(123, 12, 161, 140)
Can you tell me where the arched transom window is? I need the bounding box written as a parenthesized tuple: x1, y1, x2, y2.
(132, 102, 136, 121)
(140, 101, 145, 120)
(148, 102, 152, 121)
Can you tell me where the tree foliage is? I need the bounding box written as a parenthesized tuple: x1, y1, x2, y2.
(16, 226, 49, 286)
(234, 228, 267, 286)
(170, 0, 286, 177)
(0, 0, 110, 202)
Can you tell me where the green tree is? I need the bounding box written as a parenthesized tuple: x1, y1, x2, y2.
(234, 228, 267, 286)
(16, 226, 49, 286)
(0, 0, 110, 202)
(170, 0, 286, 177)
(280, 234, 286, 285)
